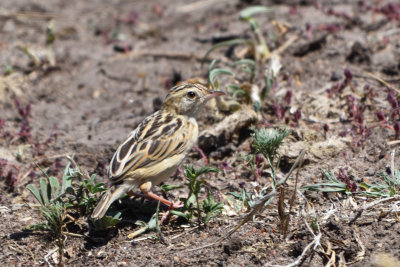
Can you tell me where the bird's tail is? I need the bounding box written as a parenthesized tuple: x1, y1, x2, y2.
(91, 185, 127, 219)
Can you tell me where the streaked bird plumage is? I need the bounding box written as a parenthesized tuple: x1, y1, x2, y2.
(91, 82, 224, 219)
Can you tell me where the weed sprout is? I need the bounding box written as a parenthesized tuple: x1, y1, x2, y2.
(166, 165, 223, 225)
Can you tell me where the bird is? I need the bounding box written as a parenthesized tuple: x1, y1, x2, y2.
(91, 82, 224, 219)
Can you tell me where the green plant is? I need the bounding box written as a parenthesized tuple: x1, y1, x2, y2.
(26, 161, 113, 263)
(92, 212, 122, 230)
(228, 59, 262, 111)
(127, 201, 164, 241)
(228, 188, 256, 211)
(207, 53, 281, 113)
(249, 127, 297, 236)
(169, 165, 223, 225)
(360, 171, 400, 197)
(252, 128, 290, 188)
(203, 6, 272, 62)
(302, 168, 400, 198)
(64, 169, 107, 216)
(202, 7, 280, 113)
(301, 170, 353, 194)
(5, 64, 13, 75)
(202, 188, 225, 225)
(239, 6, 271, 60)
(29, 162, 107, 216)
(208, 59, 235, 91)
(207, 60, 241, 112)
(61, 163, 120, 229)
(26, 166, 69, 264)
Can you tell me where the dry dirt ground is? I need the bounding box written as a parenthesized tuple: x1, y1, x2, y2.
(1, 0, 400, 266)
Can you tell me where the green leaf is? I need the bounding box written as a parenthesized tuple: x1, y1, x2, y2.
(93, 212, 122, 230)
(208, 68, 235, 90)
(195, 166, 220, 177)
(184, 164, 196, 180)
(160, 184, 183, 192)
(170, 210, 191, 221)
(40, 178, 50, 205)
(27, 184, 44, 206)
(186, 194, 197, 207)
(148, 211, 158, 229)
(24, 223, 51, 231)
(228, 86, 246, 99)
(110, 212, 122, 226)
(204, 213, 213, 225)
(61, 162, 72, 194)
(49, 176, 60, 199)
(252, 128, 290, 162)
(232, 59, 256, 81)
(203, 202, 224, 225)
(212, 202, 224, 211)
(90, 174, 96, 183)
(193, 181, 204, 195)
(248, 19, 259, 31)
(93, 182, 106, 193)
(129, 221, 149, 239)
(232, 59, 256, 68)
(5, 64, 13, 75)
(227, 192, 242, 199)
(301, 182, 348, 192)
(239, 6, 272, 21)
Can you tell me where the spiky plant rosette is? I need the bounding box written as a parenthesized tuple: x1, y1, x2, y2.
(251, 128, 290, 162)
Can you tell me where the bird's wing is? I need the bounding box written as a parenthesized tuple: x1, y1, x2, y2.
(108, 111, 190, 183)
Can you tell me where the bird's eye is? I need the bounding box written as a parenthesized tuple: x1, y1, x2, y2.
(187, 91, 196, 98)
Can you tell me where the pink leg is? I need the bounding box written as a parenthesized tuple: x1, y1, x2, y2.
(127, 191, 182, 209)
(194, 146, 208, 165)
(144, 191, 183, 209)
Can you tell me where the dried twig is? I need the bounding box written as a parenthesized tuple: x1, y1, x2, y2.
(0, 9, 57, 19)
(265, 233, 322, 267)
(365, 72, 400, 95)
(279, 149, 304, 236)
(109, 50, 210, 62)
(44, 247, 58, 267)
(349, 225, 365, 264)
(349, 196, 400, 224)
(185, 190, 276, 252)
(387, 140, 400, 146)
(271, 35, 299, 56)
(62, 232, 84, 238)
(176, 0, 232, 13)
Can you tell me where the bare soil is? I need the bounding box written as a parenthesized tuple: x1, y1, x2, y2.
(1, 0, 400, 266)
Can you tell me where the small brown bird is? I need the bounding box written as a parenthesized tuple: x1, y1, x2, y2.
(92, 83, 224, 219)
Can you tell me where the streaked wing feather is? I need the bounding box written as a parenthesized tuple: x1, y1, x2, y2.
(109, 111, 189, 183)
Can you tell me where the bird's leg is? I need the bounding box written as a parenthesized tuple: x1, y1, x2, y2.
(144, 191, 183, 209)
(193, 145, 208, 165)
(139, 182, 183, 209)
(137, 182, 183, 224)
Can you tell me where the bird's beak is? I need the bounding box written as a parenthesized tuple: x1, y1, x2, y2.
(204, 90, 225, 101)
(209, 90, 225, 96)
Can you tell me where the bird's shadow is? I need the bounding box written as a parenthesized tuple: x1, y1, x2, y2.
(9, 230, 44, 241)
(84, 197, 166, 249)
(8, 197, 169, 250)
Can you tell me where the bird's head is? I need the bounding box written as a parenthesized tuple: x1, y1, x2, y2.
(162, 83, 224, 117)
